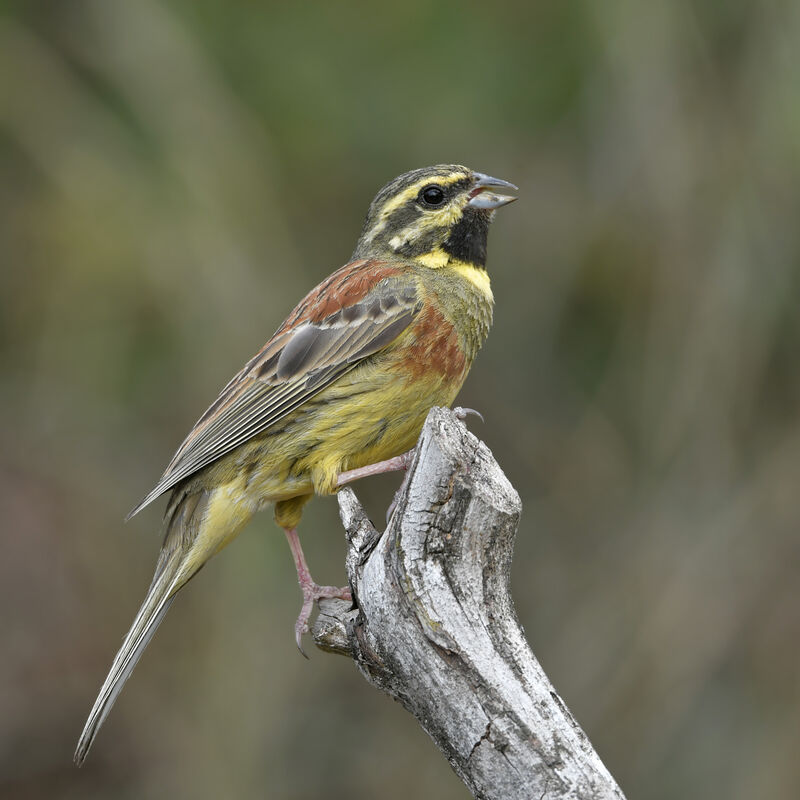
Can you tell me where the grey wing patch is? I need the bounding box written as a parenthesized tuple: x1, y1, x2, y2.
(277, 325, 320, 380)
(127, 279, 421, 518)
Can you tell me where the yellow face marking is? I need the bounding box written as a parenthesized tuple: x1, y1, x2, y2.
(414, 249, 494, 299)
(377, 172, 469, 220)
(415, 249, 450, 269)
(359, 171, 470, 249)
(424, 201, 465, 229)
(384, 188, 468, 255)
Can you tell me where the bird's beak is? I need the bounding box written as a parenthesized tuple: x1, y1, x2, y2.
(468, 172, 518, 209)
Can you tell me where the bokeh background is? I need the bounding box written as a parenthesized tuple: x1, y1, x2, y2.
(2, 1, 799, 798)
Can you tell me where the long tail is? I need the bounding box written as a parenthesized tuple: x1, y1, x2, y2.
(74, 490, 213, 766)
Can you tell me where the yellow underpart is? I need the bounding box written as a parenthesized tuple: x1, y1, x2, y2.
(173, 484, 255, 586)
(450, 259, 493, 298)
(274, 494, 312, 530)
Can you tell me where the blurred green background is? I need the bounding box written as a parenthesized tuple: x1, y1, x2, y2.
(2, 1, 799, 798)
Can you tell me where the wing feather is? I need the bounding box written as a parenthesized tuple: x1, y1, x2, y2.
(128, 270, 419, 518)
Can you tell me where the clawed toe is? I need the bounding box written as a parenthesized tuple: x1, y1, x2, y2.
(294, 582, 352, 657)
(294, 597, 315, 657)
(283, 526, 353, 655)
(453, 406, 484, 424)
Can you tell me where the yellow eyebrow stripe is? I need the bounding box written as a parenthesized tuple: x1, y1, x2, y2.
(377, 172, 467, 220)
(356, 171, 468, 249)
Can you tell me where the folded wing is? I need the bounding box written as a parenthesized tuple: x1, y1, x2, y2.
(128, 268, 420, 518)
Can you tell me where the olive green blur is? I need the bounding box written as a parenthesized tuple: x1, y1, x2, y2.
(1, 2, 799, 799)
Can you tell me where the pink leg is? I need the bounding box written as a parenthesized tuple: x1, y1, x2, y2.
(336, 450, 415, 487)
(283, 527, 352, 656)
(336, 408, 483, 517)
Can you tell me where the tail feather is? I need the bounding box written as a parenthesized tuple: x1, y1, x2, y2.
(74, 490, 212, 766)
(74, 565, 179, 765)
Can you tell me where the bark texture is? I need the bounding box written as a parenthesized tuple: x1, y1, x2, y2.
(313, 407, 626, 800)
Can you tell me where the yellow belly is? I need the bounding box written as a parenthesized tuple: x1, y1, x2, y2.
(189, 353, 463, 530)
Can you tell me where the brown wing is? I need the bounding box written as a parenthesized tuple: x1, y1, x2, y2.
(128, 262, 420, 518)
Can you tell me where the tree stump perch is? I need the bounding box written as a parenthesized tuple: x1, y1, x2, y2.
(313, 407, 625, 800)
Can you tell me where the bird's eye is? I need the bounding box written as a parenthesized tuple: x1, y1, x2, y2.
(419, 184, 446, 207)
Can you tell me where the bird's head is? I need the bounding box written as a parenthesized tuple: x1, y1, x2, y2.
(353, 164, 516, 269)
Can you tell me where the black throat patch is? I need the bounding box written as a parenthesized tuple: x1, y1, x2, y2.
(442, 207, 491, 267)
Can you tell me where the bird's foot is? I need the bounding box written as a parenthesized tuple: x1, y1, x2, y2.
(294, 579, 352, 657)
(453, 406, 484, 424)
(283, 525, 352, 656)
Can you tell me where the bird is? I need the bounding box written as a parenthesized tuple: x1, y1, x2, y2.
(74, 164, 516, 765)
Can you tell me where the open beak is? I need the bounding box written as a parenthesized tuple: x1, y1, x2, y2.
(468, 172, 518, 209)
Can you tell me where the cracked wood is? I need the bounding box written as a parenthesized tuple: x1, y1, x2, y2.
(313, 407, 626, 800)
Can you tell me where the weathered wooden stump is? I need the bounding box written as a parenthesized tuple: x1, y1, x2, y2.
(313, 407, 626, 800)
